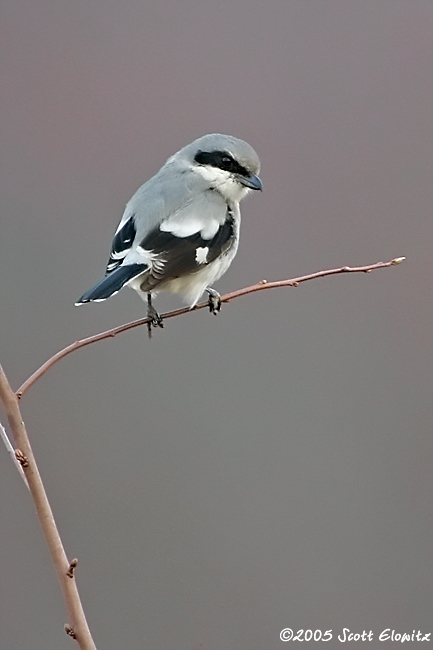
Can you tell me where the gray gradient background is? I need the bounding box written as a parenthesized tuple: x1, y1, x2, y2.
(1, 2, 432, 649)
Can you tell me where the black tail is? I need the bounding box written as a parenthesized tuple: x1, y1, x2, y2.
(75, 263, 147, 305)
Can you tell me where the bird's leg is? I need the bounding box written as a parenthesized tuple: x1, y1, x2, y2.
(147, 293, 164, 338)
(206, 287, 221, 315)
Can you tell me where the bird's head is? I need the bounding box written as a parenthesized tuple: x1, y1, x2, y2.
(172, 133, 262, 203)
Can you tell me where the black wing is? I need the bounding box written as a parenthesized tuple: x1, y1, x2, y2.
(139, 209, 236, 290)
(76, 214, 146, 304)
(75, 263, 147, 304)
(105, 216, 137, 274)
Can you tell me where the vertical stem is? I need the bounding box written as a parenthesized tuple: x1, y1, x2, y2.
(0, 365, 97, 650)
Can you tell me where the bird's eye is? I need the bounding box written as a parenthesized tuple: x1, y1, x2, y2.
(219, 155, 235, 171)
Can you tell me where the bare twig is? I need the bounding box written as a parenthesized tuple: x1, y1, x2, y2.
(0, 366, 97, 650)
(0, 256, 404, 645)
(16, 257, 405, 399)
(0, 421, 29, 488)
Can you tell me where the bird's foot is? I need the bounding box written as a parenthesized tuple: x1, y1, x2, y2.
(206, 288, 221, 315)
(147, 294, 164, 338)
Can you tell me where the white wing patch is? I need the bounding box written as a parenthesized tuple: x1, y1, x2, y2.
(160, 218, 204, 238)
(110, 250, 129, 260)
(136, 246, 166, 272)
(195, 247, 209, 264)
(136, 245, 149, 257)
(159, 203, 222, 240)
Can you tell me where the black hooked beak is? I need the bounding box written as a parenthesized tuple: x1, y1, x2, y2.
(238, 172, 263, 191)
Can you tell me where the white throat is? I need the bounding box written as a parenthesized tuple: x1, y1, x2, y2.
(193, 165, 250, 203)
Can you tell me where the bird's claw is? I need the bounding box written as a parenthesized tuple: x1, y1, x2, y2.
(206, 288, 221, 315)
(147, 295, 164, 338)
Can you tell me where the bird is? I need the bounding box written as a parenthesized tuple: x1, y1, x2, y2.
(75, 133, 262, 332)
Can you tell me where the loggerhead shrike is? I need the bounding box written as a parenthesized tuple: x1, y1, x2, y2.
(76, 134, 262, 329)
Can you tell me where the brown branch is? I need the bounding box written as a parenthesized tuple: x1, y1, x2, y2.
(16, 257, 404, 399)
(0, 366, 97, 650)
(0, 256, 404, 644)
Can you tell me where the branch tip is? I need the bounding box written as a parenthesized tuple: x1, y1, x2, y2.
(391, 256, 406, 265)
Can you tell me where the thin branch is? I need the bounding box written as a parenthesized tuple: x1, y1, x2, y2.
(16, 257, 404, 399)
(0, 420, 29, 488)
(0, 255, 405, 645)
(0, 366, 97, 650)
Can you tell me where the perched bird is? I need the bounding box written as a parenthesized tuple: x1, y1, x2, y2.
(76, 133, 262, 330)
